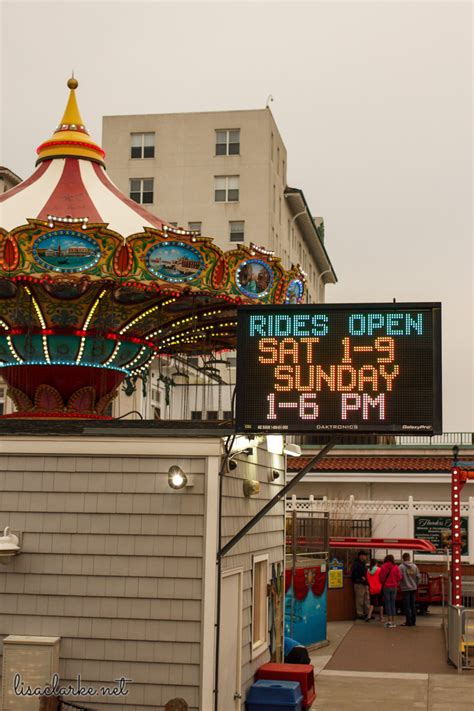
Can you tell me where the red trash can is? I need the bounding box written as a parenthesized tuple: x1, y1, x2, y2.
(256, 663, 316, 709)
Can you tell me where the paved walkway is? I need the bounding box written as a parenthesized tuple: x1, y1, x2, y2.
(309, 613, 474, 710)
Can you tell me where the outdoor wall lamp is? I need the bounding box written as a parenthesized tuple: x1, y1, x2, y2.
(284, 443, 301, 457)
(167, 465, 188, 490)
(0, 527, 20, 564)
(266, 435, 301, 457)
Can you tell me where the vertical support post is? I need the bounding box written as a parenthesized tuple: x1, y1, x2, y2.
(451, 465, 463, 605)
(407, 495, 414, 540)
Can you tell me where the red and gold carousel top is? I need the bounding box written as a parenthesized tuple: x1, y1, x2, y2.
(0, 77, 306, 418)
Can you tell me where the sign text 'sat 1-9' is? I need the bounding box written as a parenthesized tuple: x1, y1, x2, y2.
(236, 303, 442, 435)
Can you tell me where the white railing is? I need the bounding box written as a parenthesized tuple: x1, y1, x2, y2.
(286, 495, 472, 515)
(395, 432, 473, 446)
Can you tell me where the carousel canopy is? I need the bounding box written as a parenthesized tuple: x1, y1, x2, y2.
(0, 77, 306, 419)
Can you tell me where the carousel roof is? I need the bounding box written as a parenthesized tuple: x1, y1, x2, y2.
(0, 78, 167, 235)
(0, 77, 307, 419)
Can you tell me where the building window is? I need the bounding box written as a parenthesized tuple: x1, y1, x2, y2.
(130, 133, 155, 159)
(223, 410, 233, 420)
(130, 178, 154, 204)
(273, 184, 275, 211)
(191, 411, 203, 420)
(252, 554, 269, 658)
(0, 385, 5, 416)
(279, 196, 281, 223)
(215, 176, 239, 202)
(277, 146, 280, 174)
(271, 132, 274, 161)
(188, 221, 202, 233)
(207, 410, 218, 420)
(230, 221, 245, 242)
(282, 159, 286, 184)
(169, 222, 178, 227)
(216, 129, 240, 155)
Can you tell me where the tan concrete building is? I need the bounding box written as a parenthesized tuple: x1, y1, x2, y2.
(103, 109, 337, 421)
(102, 109, 336, 304)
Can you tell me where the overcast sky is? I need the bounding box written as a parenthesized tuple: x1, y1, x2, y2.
(1, 1, 472, 431)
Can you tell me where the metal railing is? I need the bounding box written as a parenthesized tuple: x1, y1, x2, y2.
(447, 606, 474, 672)
(446, 577, 474, 672)
(395, 432, 473, 446)
(447, 605, 464, 670)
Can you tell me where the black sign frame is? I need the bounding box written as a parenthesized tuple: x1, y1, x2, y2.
(236, 302, 442, 435)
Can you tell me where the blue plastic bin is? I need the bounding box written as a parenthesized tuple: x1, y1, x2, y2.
(246, 679, 303, 711)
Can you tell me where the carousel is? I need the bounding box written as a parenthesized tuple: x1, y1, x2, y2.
(0, 77, 306, 419)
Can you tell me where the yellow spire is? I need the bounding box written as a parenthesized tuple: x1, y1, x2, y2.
(36, 76, 105, 165)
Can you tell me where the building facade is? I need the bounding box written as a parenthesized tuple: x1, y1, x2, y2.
(102, 109, 336, 305)
(287, 434, 474, 566)
(103, 109, 337, 420)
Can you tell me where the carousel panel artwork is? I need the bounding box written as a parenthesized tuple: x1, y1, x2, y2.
(236, 259, 274, 298)
(33, 230, 101, 273)
(285, 278, 304, 304)
(146, 241, 205, 283)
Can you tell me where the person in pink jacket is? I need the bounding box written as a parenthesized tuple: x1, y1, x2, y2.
(366, 559, 384, 622)
(379, 554, 402, 628)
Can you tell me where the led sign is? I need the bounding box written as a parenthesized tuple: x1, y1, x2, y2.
(236, 303, 442, 435)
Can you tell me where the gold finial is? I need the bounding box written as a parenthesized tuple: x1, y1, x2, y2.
(67, 73, 78, 90)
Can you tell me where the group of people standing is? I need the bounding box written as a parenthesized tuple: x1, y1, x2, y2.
(351, 550, 421, 628)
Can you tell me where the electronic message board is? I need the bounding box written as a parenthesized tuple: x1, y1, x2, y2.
(236, 303, 442, 435)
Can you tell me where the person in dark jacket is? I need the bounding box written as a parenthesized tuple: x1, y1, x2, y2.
(351, 550, 369, 619)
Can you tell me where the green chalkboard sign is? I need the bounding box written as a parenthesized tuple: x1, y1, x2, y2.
(414, 516, 468, 555)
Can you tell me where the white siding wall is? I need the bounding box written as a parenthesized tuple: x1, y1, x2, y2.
(0, 449, 207, 711)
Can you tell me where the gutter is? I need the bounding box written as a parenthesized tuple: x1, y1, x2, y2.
(284, 187, 337, 284)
